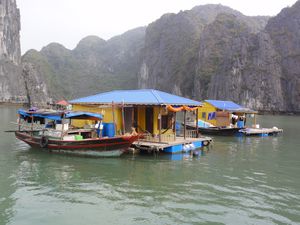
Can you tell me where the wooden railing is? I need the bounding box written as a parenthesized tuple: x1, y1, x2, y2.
(186, 130, 198, 138)
(138, 129, 199, 143)
(175, 128, 199, 138)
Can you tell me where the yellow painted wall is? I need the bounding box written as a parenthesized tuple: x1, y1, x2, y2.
(72, 104, 122, 132)
(137, 106, 145, 131)
(153, 106, 173, 135)
(153, 106, 159, 134)
(71, 104, 174, 135)
(197, 102, 217, 126)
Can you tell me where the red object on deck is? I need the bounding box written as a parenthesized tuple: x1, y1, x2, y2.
(56, 100, 69, 106)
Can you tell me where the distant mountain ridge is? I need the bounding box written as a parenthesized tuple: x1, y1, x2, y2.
(22, 27, 146, 101)
(1, 1, 300, 112)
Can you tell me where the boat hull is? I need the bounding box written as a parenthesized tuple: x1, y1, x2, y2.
(187, 125, 241, 136)
(15, 131, 138, 157)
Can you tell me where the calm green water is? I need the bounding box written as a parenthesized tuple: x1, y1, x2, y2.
(0, 106, 300, 225)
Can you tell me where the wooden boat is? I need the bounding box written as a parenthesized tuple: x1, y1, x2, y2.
(186, 118, 283, 137)
(186, 124, 241, 136)
(185, 120, 241, 136)
(196, 126, 241, 136)
(14, 109, 139, 157)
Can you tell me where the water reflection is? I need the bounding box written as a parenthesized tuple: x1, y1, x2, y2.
(131, 148, 209, 161)
(9, 151, 171, 223)
(10, 143, 299, 225)
(0, 107, 20, 225)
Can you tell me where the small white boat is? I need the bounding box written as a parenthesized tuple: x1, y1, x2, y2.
(239, 127, 283, 136)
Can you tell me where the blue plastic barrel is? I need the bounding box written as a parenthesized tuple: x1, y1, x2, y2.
(175, 122, 181, 130)
(237, 120, 244, 128)
(175, 122, 181, 135)
(103, 123, 115, 137)
(102, 123, 108, 136)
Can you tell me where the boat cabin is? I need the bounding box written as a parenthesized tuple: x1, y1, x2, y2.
(17, 109, 104, 140)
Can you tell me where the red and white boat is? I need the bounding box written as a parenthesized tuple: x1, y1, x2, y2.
(14, 109, 139, 157)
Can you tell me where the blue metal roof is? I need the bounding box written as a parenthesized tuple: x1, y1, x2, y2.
(205, 100, 243, 110)
(70, 89, 201, 106)
(205, 100, 257, 113)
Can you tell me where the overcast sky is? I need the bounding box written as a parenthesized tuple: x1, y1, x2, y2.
(17, 0, 297, 54)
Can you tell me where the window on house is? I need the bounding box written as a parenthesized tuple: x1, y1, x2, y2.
(161, 114, 173, 129)
(202, 112, 206, 119)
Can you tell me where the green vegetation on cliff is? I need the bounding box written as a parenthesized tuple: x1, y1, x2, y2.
(22, 27, 146, 100)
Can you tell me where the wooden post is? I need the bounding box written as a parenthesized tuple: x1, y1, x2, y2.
(99, 120, 103, 138)
(112, 101, 116, 135)
(173, 112, 176, 141)
(31, 115, 34, 136)
(254, 114, 257, 128)
(121, 102, 125, 134)
(158, 107, 162, 143)
(184, 110, 186, 140)
(18, 114, 21, 131)
(61, 119, 64, 140)
(196, 108, 199, 137)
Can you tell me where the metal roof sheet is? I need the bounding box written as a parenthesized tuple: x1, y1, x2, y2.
(206, 100, 242, 110)
(70, 89, 202, 106)
(205, 100, 257, 113)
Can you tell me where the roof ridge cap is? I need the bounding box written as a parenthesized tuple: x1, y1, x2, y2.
(150, 89, 164, 104)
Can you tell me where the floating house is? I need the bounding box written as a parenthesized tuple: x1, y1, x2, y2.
(197, 100, 257, 128)
(193, 100, 283, 136)
(69, 89, 212, 153)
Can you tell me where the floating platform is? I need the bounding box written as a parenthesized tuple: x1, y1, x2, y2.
(239, 127, 283, 136)
(132, 136, 212, 154)
(185, 121, 283, 137)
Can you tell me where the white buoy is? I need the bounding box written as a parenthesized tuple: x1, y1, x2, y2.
(189, 143, 195, 150)
(183, 144, 190, 152)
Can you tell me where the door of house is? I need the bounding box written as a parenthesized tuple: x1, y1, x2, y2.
(124, 107, 139, 133)
(145, 107, 153, 133)
(124, 107, 133, 133)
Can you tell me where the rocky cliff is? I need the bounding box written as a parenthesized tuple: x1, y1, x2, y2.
(265, 0, 300, 112)
(138, 5, 270, 102)
(21, 53, 52, 105)
(195, 14, 284, 111)
(138, 2, 300, 112)
(0, 0, 24, 103)
(0, 0, 51, 106)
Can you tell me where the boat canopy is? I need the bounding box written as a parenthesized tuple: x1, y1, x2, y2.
(64, 111, 103, 120)
(18, 109, 103, 121)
